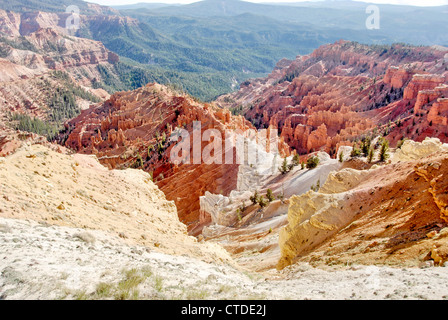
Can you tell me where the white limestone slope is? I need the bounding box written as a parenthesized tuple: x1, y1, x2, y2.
(0, 143, 232, 264)
(201, 130, 342, 228)
(200, 134, 342, 270)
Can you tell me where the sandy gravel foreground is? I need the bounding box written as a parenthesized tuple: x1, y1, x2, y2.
(1, 217, 448, 300)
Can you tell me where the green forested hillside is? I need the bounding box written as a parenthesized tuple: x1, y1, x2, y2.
(78, 9, 394, 100)
(91, 60, 255, 102)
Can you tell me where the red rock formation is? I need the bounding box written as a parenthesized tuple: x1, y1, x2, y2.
(404, 74, 446, 101)
(218, 41, 448, 155)
(383, 66, 414, 88)
(428, 98, 448, 126)
(64, 83, 257, 233)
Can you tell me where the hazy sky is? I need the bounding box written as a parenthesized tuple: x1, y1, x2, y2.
(87, 0, 448, 6)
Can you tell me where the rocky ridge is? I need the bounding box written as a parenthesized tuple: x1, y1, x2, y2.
(0, 8, 119, 135)
(218, 41, 448, 155)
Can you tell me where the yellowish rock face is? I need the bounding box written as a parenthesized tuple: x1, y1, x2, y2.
(278, 139, 448, 270)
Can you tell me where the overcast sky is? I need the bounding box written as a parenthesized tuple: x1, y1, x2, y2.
(87, 0, 448, 6)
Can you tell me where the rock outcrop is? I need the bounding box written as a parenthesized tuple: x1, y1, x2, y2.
(383, 66, 414, 89)
(278, 138, 448, 269)
(392, 137, 448, 162)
